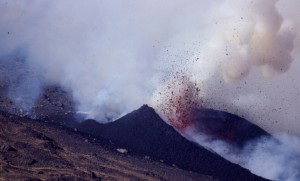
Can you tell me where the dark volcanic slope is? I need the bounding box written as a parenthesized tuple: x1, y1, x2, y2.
(0, 111, 214, 181)
(76, 105, 269, 181)
(193, 108, 271, 148)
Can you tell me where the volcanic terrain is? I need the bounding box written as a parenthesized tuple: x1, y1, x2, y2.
(0, 83, 270, 181)
(0, 110, 214, 181)
(76, 105, 270, 181)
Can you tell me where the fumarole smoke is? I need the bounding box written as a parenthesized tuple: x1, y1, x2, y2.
(1, 1, 300, 180)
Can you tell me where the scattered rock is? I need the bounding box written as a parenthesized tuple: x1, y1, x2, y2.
(116, 148, 128, 154)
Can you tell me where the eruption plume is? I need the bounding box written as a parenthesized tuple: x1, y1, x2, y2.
(1, 1, 300, 180)
(154, 74, 201, 131)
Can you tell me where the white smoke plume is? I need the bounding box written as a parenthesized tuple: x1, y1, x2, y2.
(1, 1, 300, 180)
(184, 129, 300, 181)
(152, 0, 300, 135)
(1, 0, 299, 129)
(0, 0, 178, 120)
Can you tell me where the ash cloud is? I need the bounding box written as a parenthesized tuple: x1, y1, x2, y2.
(1, 1, 299, 129)
(151, 1, 300, 180)
(152, 0, 300, 135)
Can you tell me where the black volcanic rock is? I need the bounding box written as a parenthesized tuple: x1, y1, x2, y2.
(193, 108, 271, 148)
(0, 110, 210, 181)
(76, 105, 270, 181)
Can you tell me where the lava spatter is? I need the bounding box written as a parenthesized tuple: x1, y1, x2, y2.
(155, 73, 201, 131)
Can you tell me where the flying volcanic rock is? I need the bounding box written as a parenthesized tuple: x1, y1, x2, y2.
(76, 105, 269, 181)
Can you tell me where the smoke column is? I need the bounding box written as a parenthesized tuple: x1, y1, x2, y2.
(1, 1, 300, 180)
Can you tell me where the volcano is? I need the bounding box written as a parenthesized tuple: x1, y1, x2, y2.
(0, 81, 271, 180)
(76, 105, 270, 181)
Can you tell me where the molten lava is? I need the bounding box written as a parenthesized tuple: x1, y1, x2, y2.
(156, 75, 201, 131)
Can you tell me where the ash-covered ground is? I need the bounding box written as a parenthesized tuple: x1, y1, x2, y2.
(0, 110, 212, 181)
